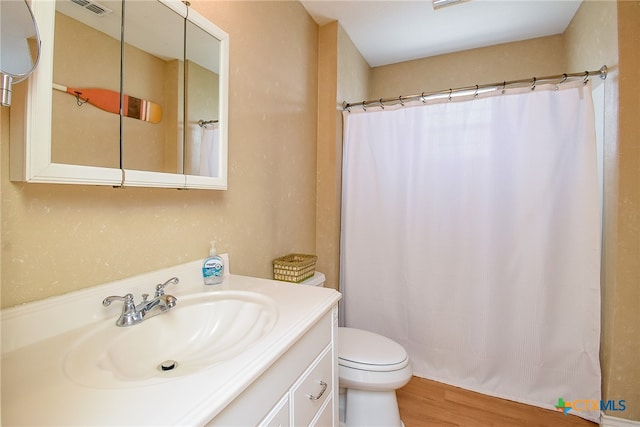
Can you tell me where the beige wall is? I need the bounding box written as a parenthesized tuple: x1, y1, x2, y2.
(370, 34, 566, 100)
(613, 2, 640, 419)
(1, 0, 318, 308)
(604, 1, 639, 420)
(316, 22, 370, 291)
(612, 2, 640, 418)
(337, 26, 371, 107)
(316, 22, 340, 291)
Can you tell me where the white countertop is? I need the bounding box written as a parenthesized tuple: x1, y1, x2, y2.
(1, 259, 341, 426)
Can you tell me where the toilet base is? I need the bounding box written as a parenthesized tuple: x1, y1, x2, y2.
(343, 387, 403, 427)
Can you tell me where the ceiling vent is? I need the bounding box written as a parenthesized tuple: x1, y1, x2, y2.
(69, 0, 112, 16)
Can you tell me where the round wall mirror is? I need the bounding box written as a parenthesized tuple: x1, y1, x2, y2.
(0, 0, 41, 106)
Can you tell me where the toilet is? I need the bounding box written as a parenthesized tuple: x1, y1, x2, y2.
(301, 273, 413, 427)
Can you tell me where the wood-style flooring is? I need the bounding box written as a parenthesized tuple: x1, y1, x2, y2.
(397, 376, 598, 427)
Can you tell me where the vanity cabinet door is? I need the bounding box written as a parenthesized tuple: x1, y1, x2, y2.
(207, 308, 336, 426)
(311, 397, 334, 427)
(259, 395, 290, 427)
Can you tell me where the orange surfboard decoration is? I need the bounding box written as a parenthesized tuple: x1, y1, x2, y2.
(52, 83, 162, 124)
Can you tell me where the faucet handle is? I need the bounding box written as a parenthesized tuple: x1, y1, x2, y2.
(102, 293, 143, 327)
(163, 295, 178, 309)
(102, 293, 135, 308)
(155, 277, 179, 297)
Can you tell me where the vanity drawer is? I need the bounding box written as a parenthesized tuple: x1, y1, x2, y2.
(292, 345, 333, 427)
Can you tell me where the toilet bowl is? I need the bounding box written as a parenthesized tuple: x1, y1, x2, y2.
(300, 273, 412, 427)
(338, 327, 412, 427)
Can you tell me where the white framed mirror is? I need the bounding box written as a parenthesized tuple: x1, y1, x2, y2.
(10, 0, 229, 190)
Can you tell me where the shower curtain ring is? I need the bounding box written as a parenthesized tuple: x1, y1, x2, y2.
(556, 74, 568, 90)
(531, 77, 536, 91)
(421, 92, 426, 103)
(583, 71, 590, 85)
(399, 95, 404, 106)
(501, 81, 506, 95)
(474, 85, 479, 99)
(379, 98, 385, 109)
(362, 100, 367, 111)
(448, 89, 452, 102)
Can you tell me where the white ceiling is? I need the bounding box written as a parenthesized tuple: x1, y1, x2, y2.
(300, 0, 583, 67)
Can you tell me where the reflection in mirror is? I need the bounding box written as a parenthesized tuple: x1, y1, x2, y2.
(184, 18, 221, 178)
(51, 0, 122, 168)
(122, 1, 185, 174)
(0, 0, 40, 106)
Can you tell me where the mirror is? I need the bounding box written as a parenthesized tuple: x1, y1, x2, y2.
(0, 0, 41, 107)
(121, 0, 184, 175)
(11, 0, 228, 190)
(183, 11, 228, 188)
(184, 18, 221, 178)
(51, 0, 122, 169)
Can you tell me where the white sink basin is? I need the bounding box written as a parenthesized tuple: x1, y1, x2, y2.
(63, 290, 278, 388)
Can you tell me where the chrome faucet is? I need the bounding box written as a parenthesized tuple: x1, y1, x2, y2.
(103, 277, 179, 327)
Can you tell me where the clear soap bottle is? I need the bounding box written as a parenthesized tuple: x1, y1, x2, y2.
(203, 241, 224, 285)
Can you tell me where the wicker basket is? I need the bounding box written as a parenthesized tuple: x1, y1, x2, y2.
(273, 253, 317, 283)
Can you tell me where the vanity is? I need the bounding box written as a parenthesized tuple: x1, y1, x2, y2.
(1, 257, 342, 425)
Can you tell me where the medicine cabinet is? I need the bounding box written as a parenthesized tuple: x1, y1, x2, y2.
(10, 0, 229, 189)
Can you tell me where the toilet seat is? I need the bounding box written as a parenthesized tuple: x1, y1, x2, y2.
(338, 327, 409, 372)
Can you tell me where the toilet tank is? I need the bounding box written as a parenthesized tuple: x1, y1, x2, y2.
(300, 272, 325, 287)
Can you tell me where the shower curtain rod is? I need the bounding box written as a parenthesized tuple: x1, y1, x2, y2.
(343, 65, 607, 111)
(198, 119, 218, 127)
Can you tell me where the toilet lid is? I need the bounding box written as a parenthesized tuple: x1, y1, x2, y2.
(338, 327, 409, 372)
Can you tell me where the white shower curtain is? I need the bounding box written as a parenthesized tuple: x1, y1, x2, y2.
(186, 124, 220, 177)
(199, 125, 220, 177)
(341, 80, 601, 421)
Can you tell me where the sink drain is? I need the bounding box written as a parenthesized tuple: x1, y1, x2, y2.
(159, 360, 178, 371)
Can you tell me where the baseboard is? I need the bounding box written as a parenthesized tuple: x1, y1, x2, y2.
(601, 414, 640, 427)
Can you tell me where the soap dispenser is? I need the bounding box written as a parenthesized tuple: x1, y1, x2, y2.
(202, 241, 224, 285)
